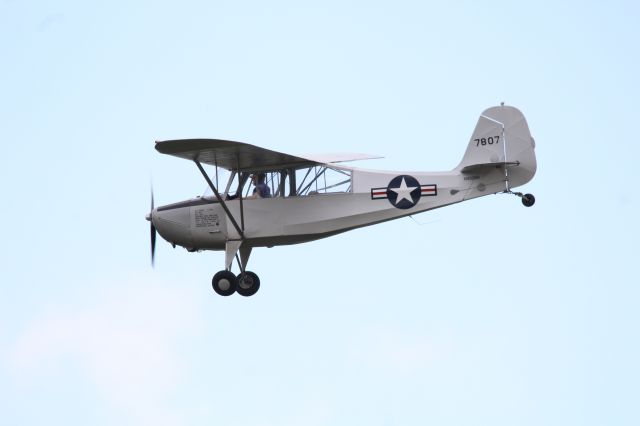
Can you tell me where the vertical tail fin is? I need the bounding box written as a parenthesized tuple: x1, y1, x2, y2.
(455, 105, 537, 189)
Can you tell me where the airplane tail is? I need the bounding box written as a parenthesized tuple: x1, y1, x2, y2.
(455, 105, 536, 191)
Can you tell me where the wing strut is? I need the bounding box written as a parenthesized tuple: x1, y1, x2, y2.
(194, 160, 245, 240)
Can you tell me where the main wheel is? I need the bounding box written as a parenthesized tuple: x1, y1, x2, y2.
(522, 193, 535, 207)
(236, 271, 260, 297)
(212, 270, 237, 296)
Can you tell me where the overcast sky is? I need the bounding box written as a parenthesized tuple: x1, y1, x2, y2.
(1, 1, 639, 425)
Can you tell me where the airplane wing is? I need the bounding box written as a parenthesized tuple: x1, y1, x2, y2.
(155, 139, 315, 172)
(155, 139, 382, 172)
(301, 152, 384, 163)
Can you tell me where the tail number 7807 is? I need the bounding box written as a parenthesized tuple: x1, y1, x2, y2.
(475, 136, 500, 147)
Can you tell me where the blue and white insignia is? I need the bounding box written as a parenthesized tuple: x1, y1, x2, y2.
(371, 175, 437, 209)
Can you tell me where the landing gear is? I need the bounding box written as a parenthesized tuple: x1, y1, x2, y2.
(236, 271, 260, 297)
(211, 270, 261, 297)
(212, 270, 237, 296)
(503, 189, 536, 207)
(212, 242, 260, 297)
(521, 193, 535, 207)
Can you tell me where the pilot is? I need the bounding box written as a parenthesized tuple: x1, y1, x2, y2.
(249, 173, 271, 198)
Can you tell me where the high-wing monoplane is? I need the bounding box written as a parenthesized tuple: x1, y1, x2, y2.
(147, 104, 537, 296)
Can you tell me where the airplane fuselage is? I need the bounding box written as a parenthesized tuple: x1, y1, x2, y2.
(151, 164, 528, 251)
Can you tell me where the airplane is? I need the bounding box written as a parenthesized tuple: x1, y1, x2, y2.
(146, 104, 536, 297)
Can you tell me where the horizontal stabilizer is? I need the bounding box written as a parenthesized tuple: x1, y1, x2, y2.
(460, 161, 520, 174)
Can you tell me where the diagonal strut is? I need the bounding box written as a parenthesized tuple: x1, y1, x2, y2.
(194, 160, 244, 239)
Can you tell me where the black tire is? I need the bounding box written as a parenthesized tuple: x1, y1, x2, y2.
(522, 193, 535, 207)
(236, 271, 260, 297)
(212, 270, 237, 296)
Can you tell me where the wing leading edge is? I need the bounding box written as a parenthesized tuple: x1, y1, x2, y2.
(155, 139, 312, 172)
(155, 138, 382, 172)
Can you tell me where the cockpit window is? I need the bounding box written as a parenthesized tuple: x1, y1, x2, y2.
(202, 166, 352, 199)
(295, 166, 351, 195)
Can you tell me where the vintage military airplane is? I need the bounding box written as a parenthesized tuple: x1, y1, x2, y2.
(147, 104, 536, 297)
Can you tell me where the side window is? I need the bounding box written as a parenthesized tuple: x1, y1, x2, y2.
(295, 166, 352, 195)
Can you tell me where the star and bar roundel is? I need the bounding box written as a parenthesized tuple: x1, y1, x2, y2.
(371, 175, 437, 209)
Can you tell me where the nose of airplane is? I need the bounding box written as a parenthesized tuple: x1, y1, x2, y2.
(149, 204, 193, 250)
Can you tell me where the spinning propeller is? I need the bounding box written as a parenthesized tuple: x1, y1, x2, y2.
(147, 187, 156, 267)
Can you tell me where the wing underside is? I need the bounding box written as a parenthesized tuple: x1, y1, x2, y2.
(155, 139, 382, 172)
(155, 139, 313, 172)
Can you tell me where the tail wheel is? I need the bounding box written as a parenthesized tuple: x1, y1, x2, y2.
(236, 271, 260, 297)
(522, 193, 535, 207)
(212, 270, 237, 296)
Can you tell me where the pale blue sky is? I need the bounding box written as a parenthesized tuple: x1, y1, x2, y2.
(1, 1, 639, 425)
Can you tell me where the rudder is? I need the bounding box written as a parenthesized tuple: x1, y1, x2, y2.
(455, 105, 537, 189)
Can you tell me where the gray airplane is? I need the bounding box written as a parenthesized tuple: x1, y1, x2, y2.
(147, 104, 536, 297)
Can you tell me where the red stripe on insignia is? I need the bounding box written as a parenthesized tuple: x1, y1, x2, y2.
(420, 185, 437, 196)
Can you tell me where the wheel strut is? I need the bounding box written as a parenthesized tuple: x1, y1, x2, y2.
(502, 189, 535, 207)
